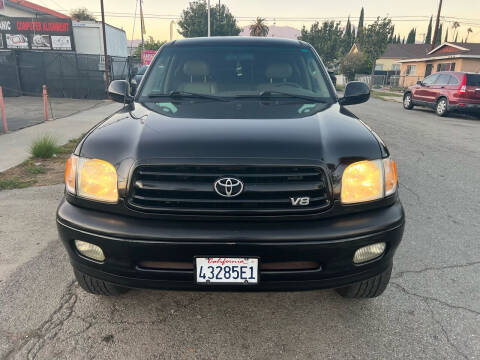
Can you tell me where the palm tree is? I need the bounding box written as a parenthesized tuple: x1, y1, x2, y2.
(465, 27, 473, 43)
(452, 21, 460, 42)
(250, 17, 269, 37)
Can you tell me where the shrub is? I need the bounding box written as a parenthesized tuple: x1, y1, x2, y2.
(30, 135, 60, 158)
(339, 52, 371, 81)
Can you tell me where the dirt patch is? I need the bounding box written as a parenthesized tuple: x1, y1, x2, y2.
(0, 138, 79, 190)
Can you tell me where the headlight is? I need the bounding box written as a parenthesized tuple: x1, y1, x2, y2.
(341, 158, 397, 204)
(65, 155, 118, 203)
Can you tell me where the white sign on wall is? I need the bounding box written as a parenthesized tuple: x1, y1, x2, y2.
(6, 34, 28, 49)
(51, 35, 72, 50)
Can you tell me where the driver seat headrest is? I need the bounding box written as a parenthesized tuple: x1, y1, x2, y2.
(183, 60, 210, 78)
(265, 63, 293, 79)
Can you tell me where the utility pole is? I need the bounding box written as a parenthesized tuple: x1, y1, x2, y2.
(431, 0, 443, 50)
(207, 0, 211, 37)
(100, 0, 110, 88)
(140, 0, 145, 63)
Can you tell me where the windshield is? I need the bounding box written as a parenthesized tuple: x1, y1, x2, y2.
(137, 66, 148, 75)
(138, 44, 334, 101)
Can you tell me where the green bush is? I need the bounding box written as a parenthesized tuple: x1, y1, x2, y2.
(30, 135, 60, 159)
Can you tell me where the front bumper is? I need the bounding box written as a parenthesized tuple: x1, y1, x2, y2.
(57, 199, 405, 291)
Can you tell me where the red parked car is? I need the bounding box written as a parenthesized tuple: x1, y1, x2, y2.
(403, 71, 480, 118)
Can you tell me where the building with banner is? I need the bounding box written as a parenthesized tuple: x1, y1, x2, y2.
(0, 0, 74, 51)
(0, 0, 130, 99)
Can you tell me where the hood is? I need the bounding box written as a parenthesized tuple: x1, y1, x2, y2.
(80, 101, 382, 169)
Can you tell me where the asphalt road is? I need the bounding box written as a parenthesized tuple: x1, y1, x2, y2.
(0, 98, 479, 360)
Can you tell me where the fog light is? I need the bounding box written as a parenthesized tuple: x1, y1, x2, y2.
(74, 240, 105, 261)
(353, 242, 386, 264)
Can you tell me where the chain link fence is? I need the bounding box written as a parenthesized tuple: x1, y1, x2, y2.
(0, 50, 135, 100)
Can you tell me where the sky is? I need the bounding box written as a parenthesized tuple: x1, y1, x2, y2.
(38, 0, 480, 43)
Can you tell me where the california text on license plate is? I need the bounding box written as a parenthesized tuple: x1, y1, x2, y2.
(195, 257, 259, 284)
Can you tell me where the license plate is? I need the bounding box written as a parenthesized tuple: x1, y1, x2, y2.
(195, 257, 259, 284)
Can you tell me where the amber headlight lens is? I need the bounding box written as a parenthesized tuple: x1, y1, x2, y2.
(341, 160, 383, 204)
(65, 156, 118, 203)
(341, 158, 398, 204)
(77, 158, 118, 203)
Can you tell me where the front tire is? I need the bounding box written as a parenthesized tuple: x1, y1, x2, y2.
(74, 269, 129, 296)
(436, 97, 448, 117)
(403, 93, 414, 109)
(336, 264, 392, 298)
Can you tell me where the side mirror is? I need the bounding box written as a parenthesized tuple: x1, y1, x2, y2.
(416, 80, 423, 86)
(108, 80, 133, 104)
(339, 81, 370, 106)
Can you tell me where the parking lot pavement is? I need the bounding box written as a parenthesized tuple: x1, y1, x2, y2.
(1, 96, 108, 133)
(0, 98, 479, 360)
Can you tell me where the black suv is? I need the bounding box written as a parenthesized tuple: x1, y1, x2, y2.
(57, 37, 404, 298)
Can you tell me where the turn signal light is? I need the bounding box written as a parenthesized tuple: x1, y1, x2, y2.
(65, 155, 78, 194)
(384, 158, 397, 196)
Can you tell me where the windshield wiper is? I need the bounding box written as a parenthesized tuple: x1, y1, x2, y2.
(257, 90, 328, 103)
(148, 90, 228, 102)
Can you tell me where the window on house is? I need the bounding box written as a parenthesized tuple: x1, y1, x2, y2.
(391, 64, 400, 72)
(406, 65, 416, 76)
(436, 62, 456, 72)
(375, 64, 384, 71)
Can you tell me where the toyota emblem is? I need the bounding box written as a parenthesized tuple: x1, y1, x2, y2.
(214, 177, 244, 198)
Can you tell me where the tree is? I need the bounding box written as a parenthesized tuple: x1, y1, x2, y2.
(249, 17, 269, 37)
(452, 21, 460, 42)
(299, 20, 345, 67)
(434, 23, 443, 46)
(359, 16, 394, 88)
(342, 17, 355, 54)
(71, 7, 96, 21)
(444, 28, 448, 42)
(357, 7, 364, 41)
(425, 16, 433, 44)
(178, 1, 241, 38)
(466, 28, 473, 43)
(339, 52, 370, 81)
(406, 28, 416, 44)
(134, 36, 166, 57)
(388, 25, 395, 43)
(454, 33, 458, 42)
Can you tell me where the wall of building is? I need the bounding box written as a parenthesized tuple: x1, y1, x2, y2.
(376, 58, 402, 71)
(457, 58, 480, 73)
(0, 6, 31, 17)
(72, 22, 127, 58)
(105, 24, 128, 58)
(399, 62, 427, 86)
(399, 58, 480, 87)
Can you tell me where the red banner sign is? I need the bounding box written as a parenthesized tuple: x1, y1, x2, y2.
(141, 49, 156, 65)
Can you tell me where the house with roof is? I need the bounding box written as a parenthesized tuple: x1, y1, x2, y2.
(0, 0, 68, 18)
(397, 42, 480, 87)
(375, 43, 431, 73)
